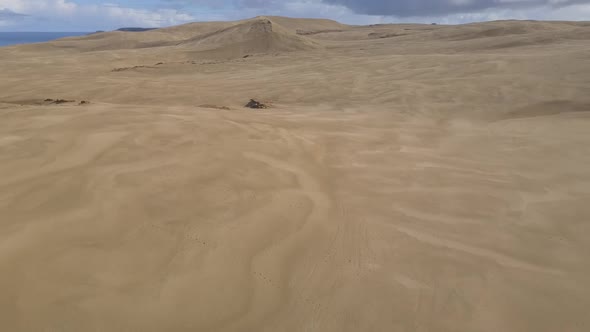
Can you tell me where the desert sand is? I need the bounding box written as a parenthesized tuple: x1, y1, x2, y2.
(1, 16, 589, 331)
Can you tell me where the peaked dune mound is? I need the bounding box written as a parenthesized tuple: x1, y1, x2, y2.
(153, 20, 239, 39)
(178, 17, 321, 57)
(12, 16, 325, 57)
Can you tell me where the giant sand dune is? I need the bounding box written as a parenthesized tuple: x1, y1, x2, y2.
(1, 16, 590, 332)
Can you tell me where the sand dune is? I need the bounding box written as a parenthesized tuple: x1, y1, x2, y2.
(14, 16, 323, 56)
(0, 17, 589, 332)
(178, 18, 320, 58)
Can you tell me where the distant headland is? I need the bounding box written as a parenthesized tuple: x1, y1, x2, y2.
(116, 27, 157, 32)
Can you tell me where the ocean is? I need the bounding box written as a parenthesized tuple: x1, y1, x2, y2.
(0, 32, 89, 47)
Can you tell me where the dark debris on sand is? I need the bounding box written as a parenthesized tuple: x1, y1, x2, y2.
(245, 99, 269, 109)
(199, 104, 231, 110)
(43, 99, 75, 104)
(39, 98, 88, 106)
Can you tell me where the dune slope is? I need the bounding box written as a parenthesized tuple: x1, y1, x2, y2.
(0, 17, 589, 332)
(178, 18, 320, 57)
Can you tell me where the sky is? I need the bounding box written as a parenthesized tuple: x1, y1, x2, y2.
(0, 0, 589, 31)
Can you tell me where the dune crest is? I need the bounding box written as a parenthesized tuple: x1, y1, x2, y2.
(178, 17, 320, 57)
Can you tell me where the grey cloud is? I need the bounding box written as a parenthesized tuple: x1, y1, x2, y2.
(160, 0, 590, 19)
(321, 0, 590, 17)
(165, 0, 590, 16)
(237, 0, 282, 8)
(0, 8, 28, 20)
(164, 0, 279, 8)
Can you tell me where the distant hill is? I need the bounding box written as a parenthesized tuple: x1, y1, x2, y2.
(116, 28, 157, 32)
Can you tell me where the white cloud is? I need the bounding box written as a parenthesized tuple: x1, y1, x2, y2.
(0, 0, 77, 14)
(86, 4, 194, 27)
(0, 1, 194, 30)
